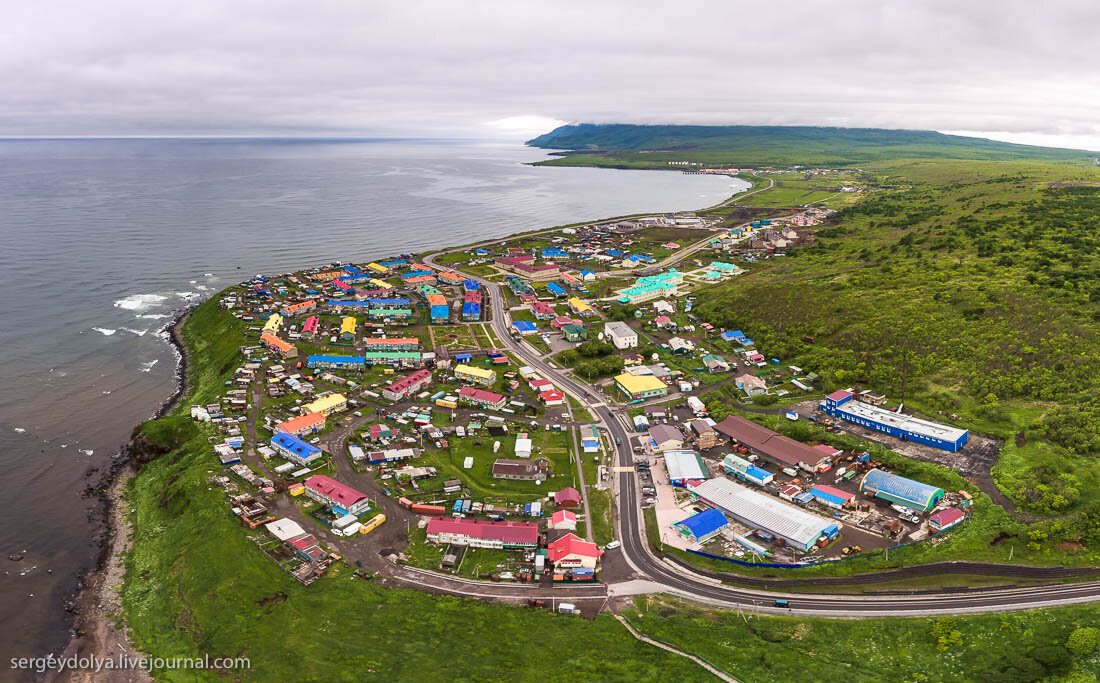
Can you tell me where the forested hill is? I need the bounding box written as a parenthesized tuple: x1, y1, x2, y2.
(526, 124, 1096, 167)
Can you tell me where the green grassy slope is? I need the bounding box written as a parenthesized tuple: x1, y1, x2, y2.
(696, 160, 1100, 522)
(527, 124, 1097, 168)
(623, 595, 1100, 682)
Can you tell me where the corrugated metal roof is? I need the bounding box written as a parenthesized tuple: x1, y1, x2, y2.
(859, 469, 943, 509)
(691, 478, 834, 548)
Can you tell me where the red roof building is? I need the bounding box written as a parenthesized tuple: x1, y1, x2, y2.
(550, 509, 577, 530)
(547, 533, 602, 568)
(928, 507, 966, 533)
(554, 487, 582, 508)
(457, 386, 506, 410)
(303, 475, 370, 515)
(426, 518, 538, 549)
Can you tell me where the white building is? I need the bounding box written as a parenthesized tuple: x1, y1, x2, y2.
(604, 321, 638, 350)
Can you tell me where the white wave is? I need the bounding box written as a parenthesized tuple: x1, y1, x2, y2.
(60, 444, 68, 448)
(121, 327, 149, 337)
(189, 280, 197, 284)
(101, 390, 112, 395)
(140, 359, 159, 372)
(196, 285, 211, 291)
(92, 327, 117, 336)
(175, 291, 200, 302)
(13, 427, 25, 433)
(114, 293, 169, 312)
(81, 449, 94, 456)
(137, 313, 169, 320)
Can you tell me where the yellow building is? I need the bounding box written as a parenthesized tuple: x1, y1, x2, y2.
(262, 313, 284, 334)
(567, 297, 594, 317)
(614, 373, 668, 402)
(340, 316, 357, 340)
(303, 393, 348, 416)
(454, 364, 497, 387)
(369, 278, 393, 290)
(367, 262, 389, 273)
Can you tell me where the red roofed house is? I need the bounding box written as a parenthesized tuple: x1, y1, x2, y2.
(548, 533, 603, 569)
(553, 487, 582, 508)
(539, 390, 565, 406)
(457, 386, 506, 411)
(274, 411, 326, 437)
(550, 509, 577, 531)
(529, 301, 555, 320)
(382, 369, 432, 402)
(928, 507, 966, 534)
(303, 475, 370, 515)
(426, 518, 538, 550)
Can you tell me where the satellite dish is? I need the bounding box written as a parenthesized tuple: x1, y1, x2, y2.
(535, 479, 543, 486)
(651, 353, 659, 361)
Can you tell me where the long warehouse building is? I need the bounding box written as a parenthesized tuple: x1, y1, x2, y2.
(823, 390, 968, 452)
(689, 478, 839, 552)
(859, 468, 945, 512)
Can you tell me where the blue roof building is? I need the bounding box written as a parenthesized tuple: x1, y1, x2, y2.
(546, 282, 567, 297)
(606, 249, 624, 257)
(379, 259, 407, 268)
(461, 302, 480, 320)
(512, 320, 537, 334)
(579, 270, 596, 281)
(271, 433, 323, 466)
(674, 508, 728, 543)
(463, 280, 480, 291)
(430, 304, 450, 322)
(342, 265, 362, 275)
(859, 469, 945, 512)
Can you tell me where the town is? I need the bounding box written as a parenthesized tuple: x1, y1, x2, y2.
(190, 197, 974, 604)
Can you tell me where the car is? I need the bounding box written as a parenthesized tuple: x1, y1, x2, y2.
(615, 437, 622, 446)
(309, 437, 320, 444)
(604, 541, 621, 550)
(643, 497, 657, 506)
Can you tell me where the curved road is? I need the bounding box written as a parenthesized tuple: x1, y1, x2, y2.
(423, 245, 1100, 616)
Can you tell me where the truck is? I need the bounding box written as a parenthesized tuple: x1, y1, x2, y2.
(686, 396, 706, 415)
(557, 603, 578, 614)
(785, 411, 798, 421)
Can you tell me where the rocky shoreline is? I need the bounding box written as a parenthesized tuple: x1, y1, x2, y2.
(45, 306, 195, 683)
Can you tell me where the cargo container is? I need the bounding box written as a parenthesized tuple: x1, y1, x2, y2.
(410, 503, 445, 515)
(557, 603, 577, 614)
(461, 499, 472, 514)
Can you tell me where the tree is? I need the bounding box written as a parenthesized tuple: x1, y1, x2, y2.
(1066, 627, 1100, 655)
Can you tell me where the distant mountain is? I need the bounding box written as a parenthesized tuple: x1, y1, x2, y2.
(526, 124, 1094, 166)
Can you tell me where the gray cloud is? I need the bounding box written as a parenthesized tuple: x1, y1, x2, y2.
(5, 0, 1100, 146)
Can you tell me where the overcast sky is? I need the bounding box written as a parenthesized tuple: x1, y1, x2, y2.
(6, 1, 1100, 149)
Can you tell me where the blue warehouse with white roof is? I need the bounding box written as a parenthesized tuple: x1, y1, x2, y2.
(822, 390, 968, 452)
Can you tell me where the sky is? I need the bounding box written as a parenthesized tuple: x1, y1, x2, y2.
(6, 1, 1100, 149)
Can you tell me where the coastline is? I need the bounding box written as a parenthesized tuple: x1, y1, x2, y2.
(47, 306, 195, 683)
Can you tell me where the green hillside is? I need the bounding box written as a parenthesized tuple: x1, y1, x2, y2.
(527, 124, 1097, 168)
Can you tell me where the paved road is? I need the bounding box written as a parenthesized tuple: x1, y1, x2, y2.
(424, 246, 1100, 616)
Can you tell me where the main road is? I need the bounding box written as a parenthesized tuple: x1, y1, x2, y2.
(423, 246, 1100, 616)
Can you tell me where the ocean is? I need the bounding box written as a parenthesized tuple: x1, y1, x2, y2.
(0, 138, 746, 662)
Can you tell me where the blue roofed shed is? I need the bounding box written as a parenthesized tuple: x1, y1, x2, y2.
(674, 508, 728, 543)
